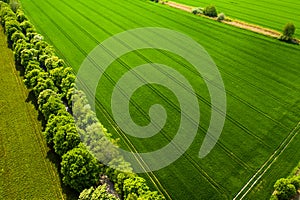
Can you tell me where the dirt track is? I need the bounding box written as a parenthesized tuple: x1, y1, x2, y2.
(165, 1, 299, 42)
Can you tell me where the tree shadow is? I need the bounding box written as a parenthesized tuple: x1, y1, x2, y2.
(25, 90, 47, 128)
(14, 62, 25, 77)
(46, 149, 79, 200)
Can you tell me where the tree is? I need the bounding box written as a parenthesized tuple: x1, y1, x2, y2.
(290, 176, 300, 190)
(203, 5, 217, 17)
(79, 184, 118, 200)
(20, 20, 34, 34)
(33, 76, 57, 97)
(24, 68, 44, 88)
(45, 55, 65, 70)
(20, 48, 38, 67)
(274, 178, 297, 200)
(279, 23, 296, 41)
(123, 177, 149, 199)
(61, 145, 100, 192)
(53, 123, 81, 156)
(11, 30, 25, 45)
(44, 111, 74, 145)
(16, 9, 28, 23)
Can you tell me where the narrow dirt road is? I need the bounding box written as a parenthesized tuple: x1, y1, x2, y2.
(164, 1, 298, 42)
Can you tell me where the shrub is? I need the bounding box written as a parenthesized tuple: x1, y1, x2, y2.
(279, 23, 296, 42)
(192, 7, 203, 15)
(203, 5, 217, 17)
(217, 13, 225, 21)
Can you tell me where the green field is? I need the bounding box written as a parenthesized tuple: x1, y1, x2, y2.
(0, 26, 77, 199)
(19, 0, 300, 199)
(172, 0, 300, 38)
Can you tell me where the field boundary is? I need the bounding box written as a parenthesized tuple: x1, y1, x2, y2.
(0, 25, 66, 199)
(161, 1, 300, 43)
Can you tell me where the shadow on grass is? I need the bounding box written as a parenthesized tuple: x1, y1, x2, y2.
(25, 90, 47, 128)
(25, 91, 79, 199)
(46, 149, 79, 200)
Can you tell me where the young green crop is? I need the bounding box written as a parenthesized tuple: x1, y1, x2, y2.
(19, 0, 300, 199)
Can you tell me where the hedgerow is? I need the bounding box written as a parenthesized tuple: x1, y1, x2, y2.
(0, 1, 165, 199)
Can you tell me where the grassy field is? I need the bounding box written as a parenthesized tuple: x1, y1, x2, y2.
(19, 0, 300, 199)
(172, 0, 300, 38)
(0, 26, 77, 199)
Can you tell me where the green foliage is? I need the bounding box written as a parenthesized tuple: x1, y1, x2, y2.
(53, 123, 80, 156)
(217, 13, 225, 21)
(24, 68, 44, 88)
(9, 0, 19, 13)
(32, 76, 57, 97)
(16, 9, 27, 22)
(20, 48, 38, 67)
(274, 178, 297, 200)
(4, 19, 20, 43)
(61, 145, 100, 192)
(79, 184, 118, 200)
(290, 176, 300, 189)
(37, 89, 64, 119)
(20, 20, 34, 34)
(44, 111, 74, 145)
(123, 177, 149, 199)
(203, 5, 217, 17)
(283, 23, 296, 38)
(24, 60, 40, 75)
(10, 30, 24, 44)
(279, 22, 296, 41)
(191, 7, 203, 15)
(45, 55, 64, 70)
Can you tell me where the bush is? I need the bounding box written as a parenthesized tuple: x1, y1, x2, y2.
(191, 7, 203, 15)
(203, 5, 217, 17)
(279, 23, 296, 42)
(217, 13, 225, 21)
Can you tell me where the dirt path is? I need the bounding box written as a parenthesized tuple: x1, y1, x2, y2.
(223, 20, 281, 38)
(164, 1, 299, 42)
(166, 1, 192, 12)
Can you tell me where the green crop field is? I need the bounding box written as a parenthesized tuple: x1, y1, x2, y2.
(172, 0, 300, 38)
(0, 26, 77, 199)
(19, 0, 300, 199)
